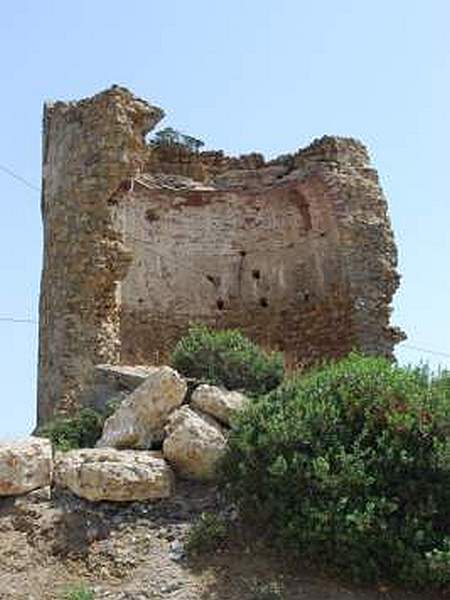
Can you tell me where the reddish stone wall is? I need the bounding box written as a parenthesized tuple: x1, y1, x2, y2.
(116, 175, 353, 367)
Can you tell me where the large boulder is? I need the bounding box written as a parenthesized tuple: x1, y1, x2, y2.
(54, 448, 174, 501)
(0, 437, 52, 496)
(163, 406, 227, 481)
(191, 384, 249, 426)
(97, 366, 187, 449)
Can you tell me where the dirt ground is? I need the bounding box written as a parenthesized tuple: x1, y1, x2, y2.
(0, 483, 447, 600)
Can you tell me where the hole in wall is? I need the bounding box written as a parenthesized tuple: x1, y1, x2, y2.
(138, 298, 144, 304)
(206, 274, 220, 287)
(216, 298, 225, 310)
(260, 297, 269, 308)
(304, 292, 310, 302)
(145, 209, 160, 224)
(239, 250, 247, 257)
(252, 269, 261, 280)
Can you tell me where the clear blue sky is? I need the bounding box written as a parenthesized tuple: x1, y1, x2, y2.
(0, 1, 447, 438)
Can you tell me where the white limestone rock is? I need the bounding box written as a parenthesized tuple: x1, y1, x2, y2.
(163, 406, 227, 481)
(0, 437, 53, 496)
(54, 448, 174, 502)
(97, 366, 187, 449)
(190, 384, 249, 426)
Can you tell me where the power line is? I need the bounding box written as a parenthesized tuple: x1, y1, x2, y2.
(0, 167, 39, 326)
(0, 317, 37, 324)
(400, 344, 450, 360)
(0, 164, 40, 193)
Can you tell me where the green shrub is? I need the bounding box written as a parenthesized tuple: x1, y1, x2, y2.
(220, 353, 450, 586)
(38, 408, 104, 451)
(61, 584, 94, 600)
(170, 324, 284, 395)
(185, 512, 228, 555)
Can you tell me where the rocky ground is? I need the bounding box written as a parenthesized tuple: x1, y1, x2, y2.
(0, 482, 448, 600)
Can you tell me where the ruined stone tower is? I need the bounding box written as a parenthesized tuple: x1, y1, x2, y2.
(37, 86, 404, 425)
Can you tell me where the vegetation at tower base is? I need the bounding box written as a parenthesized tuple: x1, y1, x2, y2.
(219, 353, 450, 586)
(170, 324, 284, 396)
(37, 407, 106, 451)
(185, 511, 228, 555)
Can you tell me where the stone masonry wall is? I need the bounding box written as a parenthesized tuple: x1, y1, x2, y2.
(37, 87, 164, 424)
(37, 86, 404, 425)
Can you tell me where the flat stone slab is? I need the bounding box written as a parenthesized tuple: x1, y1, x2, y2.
(0, 437, 53, 496)
(95, 364, 160, 389)
(81, 364, 161, 413)
(54, 448, 174, 502)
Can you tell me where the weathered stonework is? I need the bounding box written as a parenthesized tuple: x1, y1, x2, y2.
(37, 86, 404, 425)
(38, 87, 164, 424)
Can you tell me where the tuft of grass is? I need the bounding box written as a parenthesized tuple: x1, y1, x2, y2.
(61, 584, 94, 600)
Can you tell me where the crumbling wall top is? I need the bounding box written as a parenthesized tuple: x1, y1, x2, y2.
(44, 85, 164, 139)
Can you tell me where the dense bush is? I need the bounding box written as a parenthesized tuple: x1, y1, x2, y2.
(38, 408, 104, 451)
(185, 512, 228, 555)
(220, 353, 450, 585)
(170, 324, 284, 395)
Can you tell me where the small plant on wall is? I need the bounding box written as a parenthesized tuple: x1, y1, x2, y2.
(149, 127, 205, 153)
